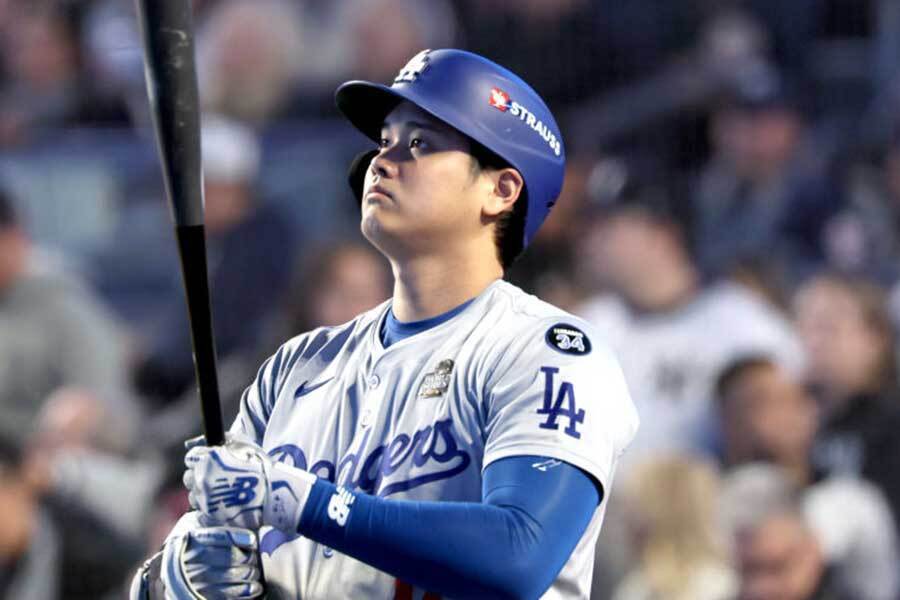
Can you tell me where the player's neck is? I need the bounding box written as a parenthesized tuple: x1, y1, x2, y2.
(389, 251, 502, 322)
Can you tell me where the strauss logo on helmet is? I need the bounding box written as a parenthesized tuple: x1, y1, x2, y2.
(489, 87, 511, 111)
(488, 86, 561, 157)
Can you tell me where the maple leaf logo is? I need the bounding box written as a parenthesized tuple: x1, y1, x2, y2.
(489, 87, 510, 111)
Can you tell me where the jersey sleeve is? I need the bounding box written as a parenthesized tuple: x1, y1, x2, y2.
(482, 318, 639, 494)
(228, 322, 361, 443)
(229, 334, 308, 443)
(295, 455, 599, 599)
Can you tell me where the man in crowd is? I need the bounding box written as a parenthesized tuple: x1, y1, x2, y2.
(715, 355, 898, 600)
(576, 193, 803, 462)
(723, 465, 847, 600)
(0, 187, 136, 451)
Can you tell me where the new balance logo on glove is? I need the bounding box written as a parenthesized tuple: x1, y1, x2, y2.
(207, 476, 259, 513)
(327, 486, 356, 526)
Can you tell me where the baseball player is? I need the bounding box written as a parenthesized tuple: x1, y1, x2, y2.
(131, 49, 638, 599)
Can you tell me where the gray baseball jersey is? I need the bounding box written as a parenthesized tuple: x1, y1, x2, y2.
(179, 279, 638, 599)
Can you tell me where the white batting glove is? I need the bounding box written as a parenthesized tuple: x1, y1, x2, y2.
(183, 434, 317, 533)
(159, 526, 264, 599)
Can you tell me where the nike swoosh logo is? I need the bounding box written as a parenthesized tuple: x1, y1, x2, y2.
(532, 458, 562, 472)
(294, 377, 334, 399)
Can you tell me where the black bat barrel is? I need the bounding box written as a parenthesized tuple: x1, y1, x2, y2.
(136, 0, 225, 445)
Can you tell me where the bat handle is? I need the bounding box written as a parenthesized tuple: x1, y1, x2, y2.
(175, 224, 225, 445)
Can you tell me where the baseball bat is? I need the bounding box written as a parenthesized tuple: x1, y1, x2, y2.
(135, 0, 225, 445)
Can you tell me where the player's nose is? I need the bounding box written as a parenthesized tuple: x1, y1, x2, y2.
(371, 148, 400, 180)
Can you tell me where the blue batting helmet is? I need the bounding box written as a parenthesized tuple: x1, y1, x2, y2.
(335, 48, 566, 247)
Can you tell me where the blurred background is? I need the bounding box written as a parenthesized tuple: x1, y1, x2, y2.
(2, 0, 900, 598)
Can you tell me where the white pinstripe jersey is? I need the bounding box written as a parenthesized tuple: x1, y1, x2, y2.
(226, 279, 638, 599)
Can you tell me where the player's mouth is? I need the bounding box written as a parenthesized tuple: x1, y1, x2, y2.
(365, 184, 394, 203)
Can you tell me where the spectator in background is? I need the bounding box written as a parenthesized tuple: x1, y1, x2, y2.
(282, 241, 391, 334)
(21, 387, 159, 600)
(80, 0, 151, 129)
(0, 431, 59, 600)
(794, 272, 900, 537)
(692, 65, 843, 283)
(457, 0, 698, 110)
(612, 456, 736, 600)
(196, 0, 311, 125)
(0, 187, 136, 451)
(335, 0, 456, 86)
(722, 465, 844, 600)
(133, 116, 295, 406)
(0, 189, 149, 599)
(575, 192, 803, 462)
(508, 158, 596, 311)
(0, 3, 131, 146)
(715, 355, 899, 600)
(824, 133, 900, 284)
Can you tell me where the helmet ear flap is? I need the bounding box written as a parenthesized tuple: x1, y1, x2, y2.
(348, 149, 379, 203)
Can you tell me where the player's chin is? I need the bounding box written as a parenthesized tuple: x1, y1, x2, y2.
(361, 210, 410, 249)
(360, 210, 389, 243)
(361, 196, 402, 218)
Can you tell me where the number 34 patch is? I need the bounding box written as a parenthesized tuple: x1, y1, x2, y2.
(545, 323, 591, 355)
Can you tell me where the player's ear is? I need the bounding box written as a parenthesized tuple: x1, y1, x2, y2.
(483, 168, 524, 218)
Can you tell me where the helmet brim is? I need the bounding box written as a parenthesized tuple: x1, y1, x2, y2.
(335, 81, 407, 143)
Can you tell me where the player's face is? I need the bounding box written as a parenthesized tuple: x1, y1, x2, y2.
(360, 102, 494, 258)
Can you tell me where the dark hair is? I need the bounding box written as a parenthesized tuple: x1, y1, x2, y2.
(348, 149, 379, 202)
(469, 140, 528, 270)
(714, 354, 777, 406)
(0, 427, 24, 471)
(0, 187, 17, 228)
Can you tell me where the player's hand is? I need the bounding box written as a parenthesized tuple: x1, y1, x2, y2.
(183, 435, 268, 530)
(183, 434, 317, 533)
(159, 526, 265, 599)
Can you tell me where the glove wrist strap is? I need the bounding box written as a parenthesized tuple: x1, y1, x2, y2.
(263, 461, 318, 533)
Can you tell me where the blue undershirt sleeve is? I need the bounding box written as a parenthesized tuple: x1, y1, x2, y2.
(297, 455, 602, 599)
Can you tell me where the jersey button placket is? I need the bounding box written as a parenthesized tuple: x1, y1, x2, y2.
(361, 373, 381, 428)
(360, 408, 374, 428)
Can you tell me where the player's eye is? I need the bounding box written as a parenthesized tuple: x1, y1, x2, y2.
(378, 137, 391, 148)
(409, 137, 426, 149)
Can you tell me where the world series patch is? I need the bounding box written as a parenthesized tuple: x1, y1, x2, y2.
(417, 359, 454, 398)
(545, 323, 591, 355)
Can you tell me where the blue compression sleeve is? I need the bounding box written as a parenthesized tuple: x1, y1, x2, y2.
(297, 455, 601, 599)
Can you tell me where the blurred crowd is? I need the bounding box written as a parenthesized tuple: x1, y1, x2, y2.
(2, 0, 900, 598)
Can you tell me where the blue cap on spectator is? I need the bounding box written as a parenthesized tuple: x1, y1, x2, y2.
(584, 155, 677, 223)
(726, 64, 800, 112)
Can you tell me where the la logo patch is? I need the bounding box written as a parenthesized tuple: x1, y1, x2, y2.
(395, 49, 432, 83)
(489, 87, 511, 111)
(537, 366, 585, 439)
